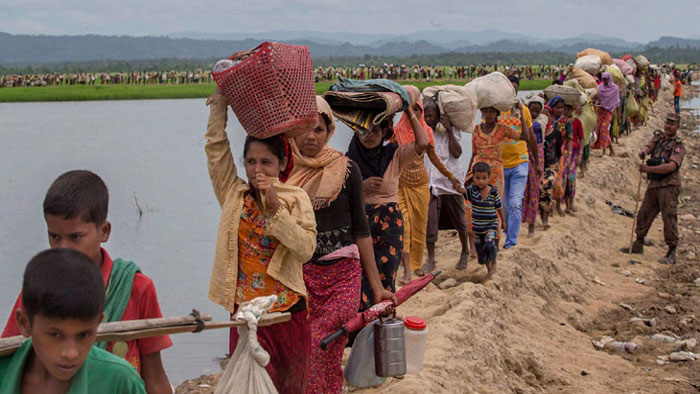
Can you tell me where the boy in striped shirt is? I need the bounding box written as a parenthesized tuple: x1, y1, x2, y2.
(465, 162, 505, 280)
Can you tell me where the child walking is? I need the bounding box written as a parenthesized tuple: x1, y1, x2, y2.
(464, 162, 505, 280)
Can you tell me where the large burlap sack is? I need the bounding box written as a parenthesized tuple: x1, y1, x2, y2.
(575, 55, 602, 75)
(544, 85, 585, 106)
(422, 84, 478, 132)
(603, 64, 627, 89)
(613, 58, 635, 76)
(634, 55, 650, 68)
(465, 72, 517, 111)
(576, 48, 613, 65)
(566, 66, 597, 89)
(564, 79, 598, 100)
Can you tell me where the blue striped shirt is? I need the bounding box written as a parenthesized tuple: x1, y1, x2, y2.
(465, 184, 501, 235)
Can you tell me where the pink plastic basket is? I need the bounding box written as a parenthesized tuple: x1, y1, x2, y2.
(212, 42, 318, 138)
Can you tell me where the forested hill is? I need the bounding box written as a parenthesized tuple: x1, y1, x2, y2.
(1, 32, 698, 67)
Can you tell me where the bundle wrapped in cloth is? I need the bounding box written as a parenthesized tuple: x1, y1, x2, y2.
(575, 55, 602, 76)
(465, 72, 517, 111)
(211, 41, 318, 139)
(544, 85, 585, 106)
(602, 64, 628, 90)
(422, 84, 478, 132)
(613, 58, 635, 76)
(564, 79, 598, 100)
(322, 77, 409, 137)
(562, 80, 598, 146)
(634, 55, 650, 68)
(566, 66, 598, 89)
(576, 48, 612, 66)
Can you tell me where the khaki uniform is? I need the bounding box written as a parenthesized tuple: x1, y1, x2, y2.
(635, 130, 685, 247)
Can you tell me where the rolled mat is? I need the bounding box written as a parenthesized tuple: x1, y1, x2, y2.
(322, 91, 404, 137)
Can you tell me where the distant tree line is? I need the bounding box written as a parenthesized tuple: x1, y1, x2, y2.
(1, 47, 697, 75)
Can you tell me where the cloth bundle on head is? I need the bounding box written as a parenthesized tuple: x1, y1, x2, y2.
(287, 96, 351, 210)
(598, 72, 620, 111)
(323, 78, 409, 138)
(393, 85, 435, 146)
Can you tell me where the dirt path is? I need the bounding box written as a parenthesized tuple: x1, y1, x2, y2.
(176, 87, 699, 394)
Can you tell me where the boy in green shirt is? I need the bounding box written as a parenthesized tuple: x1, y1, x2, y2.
(0, 249, 146, 393)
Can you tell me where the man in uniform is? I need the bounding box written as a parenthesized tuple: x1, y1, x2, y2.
(623, 113, 685, 264)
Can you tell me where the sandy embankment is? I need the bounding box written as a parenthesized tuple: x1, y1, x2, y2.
(177, 86, 700, 394)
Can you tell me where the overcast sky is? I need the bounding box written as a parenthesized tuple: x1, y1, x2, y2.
(1, 0, 698, 42)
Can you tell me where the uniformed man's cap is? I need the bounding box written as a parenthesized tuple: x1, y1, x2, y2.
(666, 113, 681, 123)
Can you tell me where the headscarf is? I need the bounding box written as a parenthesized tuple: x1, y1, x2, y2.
(527, 96, 547, 144)
(346, 134, 399, 181)
(527, 95, 545, 108)
(278, 137, 294, 183)
(392, 90, 435, 147)
(547, 96, 564, 108)
(597, 72, 620, 111)
(287, 96, 351, 209)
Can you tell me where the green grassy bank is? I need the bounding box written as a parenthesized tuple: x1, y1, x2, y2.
(0, 79, 552, 103)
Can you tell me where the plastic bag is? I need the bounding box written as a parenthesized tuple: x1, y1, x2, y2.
(578, 101, 597, 146)
(465, 72, 517, 111)
(660, 75, 671, 91)
(344, 321, 387, 388)
(575, 55, 601, 75)
(215, 296, 279, 394)
(422, 84, 478, 132)
(626, 95, 640, 117)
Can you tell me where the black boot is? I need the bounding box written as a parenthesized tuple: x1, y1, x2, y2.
(658, 247, 677, 265)
(620, 239, 644, 254)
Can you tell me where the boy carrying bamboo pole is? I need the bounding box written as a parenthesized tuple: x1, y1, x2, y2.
(1, 170, 172, 393)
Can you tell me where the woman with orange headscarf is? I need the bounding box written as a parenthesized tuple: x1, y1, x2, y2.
(393, 86, 463, 283)
(288, 96, 395, 394)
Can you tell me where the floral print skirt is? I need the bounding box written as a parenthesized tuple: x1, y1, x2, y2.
(361, 203, 403, 311)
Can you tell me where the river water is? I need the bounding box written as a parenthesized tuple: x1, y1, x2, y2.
(0, 91, 538, 384)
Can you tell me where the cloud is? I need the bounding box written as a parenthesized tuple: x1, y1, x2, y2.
(0, 0, 697, 42)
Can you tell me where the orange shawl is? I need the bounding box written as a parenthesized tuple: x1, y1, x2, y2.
(392, 93, 435, 146)
(288, 96, 351, 210)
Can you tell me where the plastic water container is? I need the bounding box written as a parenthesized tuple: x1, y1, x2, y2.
(344, 321, 387, 388)
(403, 316, 428, 374)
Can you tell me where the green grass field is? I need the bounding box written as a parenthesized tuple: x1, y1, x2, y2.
(0, 79, 552, 103)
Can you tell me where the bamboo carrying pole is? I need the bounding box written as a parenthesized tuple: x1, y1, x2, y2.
(0, 312, 290, 357)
